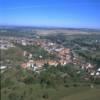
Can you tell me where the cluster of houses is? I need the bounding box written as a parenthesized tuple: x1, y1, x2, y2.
(21, 59, 58, 72)
(16, 38, 100, 78)
(0, 36, 100, 78)
(0, 39, 15, 50)
(20, 39, 72, 72)
(72, 53, 100, 78)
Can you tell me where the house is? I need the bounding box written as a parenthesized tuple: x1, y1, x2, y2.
(86, 63, 94, 70)
(48, 60, 58, 66)
(97, 68, 100, 72)
(23, 51, 27, 56)
(90, 71, 95, 76)
(21, 40, 27, 46)
(0, 66, 7, 73)
(95, 68, 100, 77)
(21, 63, 27, 69)
(0, 66, 7, 70)
(96, 72, 100, 76)
(28, 53, 33, 59)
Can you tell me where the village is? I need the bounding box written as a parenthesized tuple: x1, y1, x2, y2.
(0, 36, 100, 79)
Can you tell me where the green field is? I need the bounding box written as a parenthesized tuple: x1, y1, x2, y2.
(1, 84, 100, 100)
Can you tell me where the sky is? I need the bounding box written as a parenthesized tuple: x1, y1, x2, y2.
(0, 0, 100, 28)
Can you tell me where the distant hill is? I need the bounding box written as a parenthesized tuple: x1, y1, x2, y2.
(0, 26, 100, 37)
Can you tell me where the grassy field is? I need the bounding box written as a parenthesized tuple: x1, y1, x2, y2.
(61, 87, 100, 100)
(1, 84, 100, 100)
